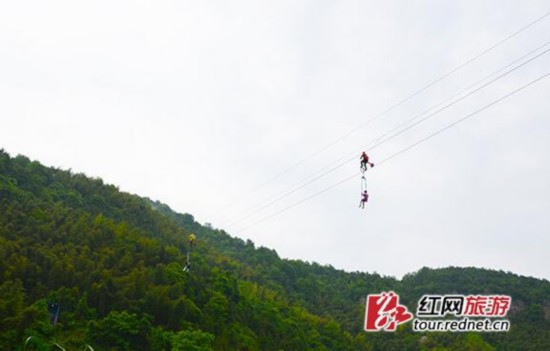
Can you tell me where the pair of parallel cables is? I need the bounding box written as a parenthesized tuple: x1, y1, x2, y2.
(214, 11, 550, 233)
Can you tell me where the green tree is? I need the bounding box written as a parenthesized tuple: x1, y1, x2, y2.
(171, 329, 214, 351)
(88, 311, 151, 350)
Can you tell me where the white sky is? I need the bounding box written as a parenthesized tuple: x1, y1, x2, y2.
(1, 1, 549, 281)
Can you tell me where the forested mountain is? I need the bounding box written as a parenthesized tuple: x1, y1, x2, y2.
(1, 149, 549, 350)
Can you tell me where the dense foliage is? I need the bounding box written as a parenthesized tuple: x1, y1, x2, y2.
(1, 149, 549, 350)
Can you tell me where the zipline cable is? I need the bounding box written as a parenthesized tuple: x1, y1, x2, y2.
(223, 44, 550, 228)
(376, 71, 550, 166)
(215, 10, 550, 216)
(234, 71, 550, 234)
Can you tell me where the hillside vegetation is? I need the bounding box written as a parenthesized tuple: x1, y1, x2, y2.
(1, 149, 549, 350)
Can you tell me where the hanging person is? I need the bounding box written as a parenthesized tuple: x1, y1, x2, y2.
(359, 190, 369, 209)
(47, 302, 60, 325)
(183, 233, 196, 272)
(360, 152, 374, 172)
(188, 233, 196, 247)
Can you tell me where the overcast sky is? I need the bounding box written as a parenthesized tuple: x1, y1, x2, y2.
(1, 1, 549, 281)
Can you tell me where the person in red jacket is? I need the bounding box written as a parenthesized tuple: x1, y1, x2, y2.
(360, 152, 374, 172)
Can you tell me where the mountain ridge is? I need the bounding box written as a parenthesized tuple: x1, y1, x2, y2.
(1, 149, 549, 350)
